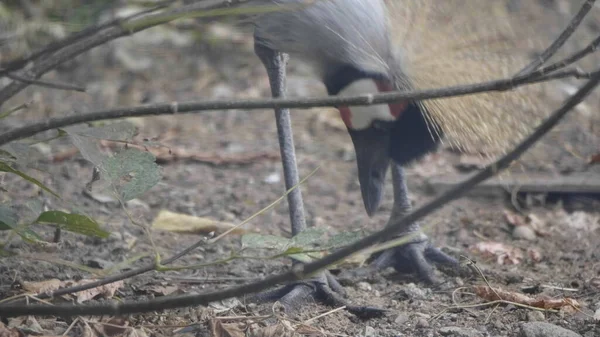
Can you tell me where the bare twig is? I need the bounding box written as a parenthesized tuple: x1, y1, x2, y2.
(0, 5, 167, 77)
(516, 0, 596, 76)
(0, 0, 251, 107)
(2, 68, 599, 147)
(6, 73, 86, 92)
(0, 71, 597, 318)
(18, 168, 316, 302)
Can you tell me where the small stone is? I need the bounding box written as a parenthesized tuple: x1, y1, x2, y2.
(527, 311, 545, 322)
(416, 318, 429, 329)
(513, 225, 537, 241)
(519, 322, 582, 337)
(438, 326, 483, 337)
(357, 282, 372, 292)
(397, 283, 429, 300)
(363, 326, 376, 337)
(394, 313, 409, 325)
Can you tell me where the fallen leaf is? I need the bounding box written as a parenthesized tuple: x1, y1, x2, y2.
(527, 248, 542, 262)
(0, 322, 21, 337)
(504, 210, 526, 228)
(20, 279, 62, 294)
(61, 279, 124, 303)
(102, 317, 129, 337)
(210, 320, 244, 337)
(146, 285, 179, 296)
(248, 324, 291, 337)
(209, 298, 243, 313)
(473, 285, 581, 312)
(470, 241, 524, 265)
(152, 209, 246, 235)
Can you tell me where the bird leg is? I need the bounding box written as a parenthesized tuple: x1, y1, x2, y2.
(369, 164, 462, 283)
(250, 42, 384, 318)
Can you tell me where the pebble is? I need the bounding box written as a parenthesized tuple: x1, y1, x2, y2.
(357, 282, 372, 292)
(416, 318, 429, 328)
(527, 311, 545, 322)
(438, 326, 483, 337)
(363, 326, 376, 337)
(397, 283, 429, 300)
(513, 225, 537, 241)
(394, 313, 409, 325)
(519, 322, 581, 337)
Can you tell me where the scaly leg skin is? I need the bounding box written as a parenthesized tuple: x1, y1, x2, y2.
(250, 41, 384, 319)
(369, 164, 463, 284)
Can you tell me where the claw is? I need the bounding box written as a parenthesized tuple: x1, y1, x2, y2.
(246, 271, 386, 318)
(370, 236, 461, 284)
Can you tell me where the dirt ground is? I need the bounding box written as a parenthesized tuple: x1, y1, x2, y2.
(1, 1, 599, 336)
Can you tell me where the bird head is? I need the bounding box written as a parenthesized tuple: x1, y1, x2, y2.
(323, 64, 441, 216)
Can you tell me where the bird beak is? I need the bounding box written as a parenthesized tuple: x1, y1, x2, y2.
(347, 126, 391, 217)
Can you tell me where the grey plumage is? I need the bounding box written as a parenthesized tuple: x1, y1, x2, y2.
(253, 0, 394, 80)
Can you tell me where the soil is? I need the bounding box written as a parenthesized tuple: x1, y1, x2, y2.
(0, 1, 599, 337)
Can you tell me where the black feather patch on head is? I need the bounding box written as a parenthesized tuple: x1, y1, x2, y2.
(388, 103, 443, 166)
(324, 64, 388, 95)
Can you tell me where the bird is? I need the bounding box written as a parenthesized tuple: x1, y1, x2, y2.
(246, 0, 549, 313)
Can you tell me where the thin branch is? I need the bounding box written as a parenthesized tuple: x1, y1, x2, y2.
(0, 0, 251, 107)
(0, 5, 166, 76)
(6, 73, 86, 92)
(19, 167, 317, 301)
(0, 71, 597, 318)
(516, 0, 596, 76)
(1, 67, 598, 147)
(536, 34, 600, 76)
(35, 239, 206, 300)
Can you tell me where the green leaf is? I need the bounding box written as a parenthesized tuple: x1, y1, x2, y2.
(0, 205, 43, 242)
(281, 246, 313, 263)
(0, 101, 29, 119)
(291, 227, 326, 248)
(241, 233, 290, 250)
(0, 149, 16, 160)
(326, 230, 365, 249)
(36, 211, 109, 238)
(72, 122, 136, 141)
(101, 148, 162, 201)
(0, 161, 60, 198)
(0, 205, 18, 230)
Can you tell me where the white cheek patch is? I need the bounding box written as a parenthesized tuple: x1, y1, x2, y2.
(338, 79, 394, 130)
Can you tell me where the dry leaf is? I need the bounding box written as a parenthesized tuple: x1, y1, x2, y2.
(210, 320, 244, 337)
(0, 322, 21, 337)
(126, 328, 148, 337)
(470, 241, 524, 265)
(527, 248, 542, 262)
(61, 279, 124, 303)
(20, 279, 62, 294)
(504, 210, 526, 228)
(152, 209, 246, 235)
(146, 285, 179, 296)
(473, 285, 581, 312)
(103, 317, 129, 336)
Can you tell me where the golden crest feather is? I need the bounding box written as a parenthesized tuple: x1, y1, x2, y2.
(385, 0, 551, 156)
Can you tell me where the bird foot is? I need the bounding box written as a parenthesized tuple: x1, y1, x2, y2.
(246, 271, 386, 319)
(369, 234, 464, 284)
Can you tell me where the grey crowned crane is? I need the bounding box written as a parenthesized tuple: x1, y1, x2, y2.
(248, 0, 548, 314)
